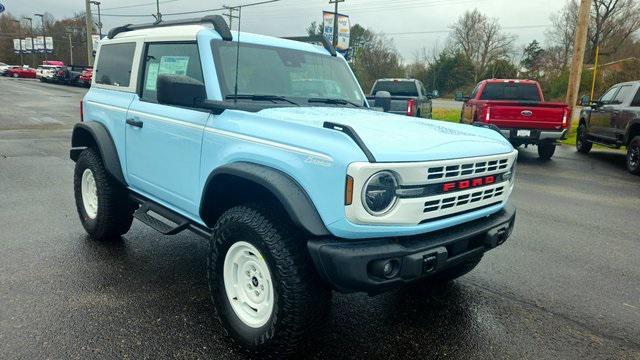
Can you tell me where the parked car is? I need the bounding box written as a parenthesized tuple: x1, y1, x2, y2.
(577, 81, 640, 174)
(456, 79, 570, 160)
(52, 65, 88, 85)
(0, 63, 18, 76)
(79, 68, 93, 87)
(71, 16, 517, 356)
(5, 66, 36, 78)
(367, 78, 434, 118)
(36, 65, 62, 82)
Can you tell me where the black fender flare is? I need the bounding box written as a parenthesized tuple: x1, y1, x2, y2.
(70, 122, 127, 185)
(200, 162, 330, 236)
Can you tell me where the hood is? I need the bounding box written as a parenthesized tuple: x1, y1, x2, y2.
(256, 107, 513, 162)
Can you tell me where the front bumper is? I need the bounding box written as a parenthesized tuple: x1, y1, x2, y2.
(308, 205, 516, 294)
(500, 128, 567, 143)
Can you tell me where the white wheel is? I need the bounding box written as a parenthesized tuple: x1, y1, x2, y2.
(81, 168, 98, 219)
(223, 241, 274, 328)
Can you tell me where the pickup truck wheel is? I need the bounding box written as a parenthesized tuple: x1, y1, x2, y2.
(208, 204, 331, 356)
(576, 124, 593, 154)
(73, 148, 135, 241)
(627, 136, 640, 175)
(537, 142, 556, 160)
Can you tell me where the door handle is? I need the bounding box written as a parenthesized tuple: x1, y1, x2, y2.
(126, 118, 144, 128)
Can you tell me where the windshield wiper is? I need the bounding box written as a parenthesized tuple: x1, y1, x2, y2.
(226, 94, 299, 106)
(308, 98, 363, 108)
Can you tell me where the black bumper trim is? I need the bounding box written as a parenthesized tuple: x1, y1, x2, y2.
(307, 205, 516, 294)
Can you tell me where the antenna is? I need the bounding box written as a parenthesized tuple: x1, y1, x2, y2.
(232, 6, 242, 104)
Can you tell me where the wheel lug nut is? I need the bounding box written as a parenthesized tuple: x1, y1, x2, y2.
(254, 290, 260, 296)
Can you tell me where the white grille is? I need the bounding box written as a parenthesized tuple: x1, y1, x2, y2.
(427, 158, 509, 181)
(424, 185, 505, 213)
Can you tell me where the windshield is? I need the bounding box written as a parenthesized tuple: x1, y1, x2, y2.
(372, 81, 419, 97)
(480, 83, 541, 102)
(212, 41, 365, 106)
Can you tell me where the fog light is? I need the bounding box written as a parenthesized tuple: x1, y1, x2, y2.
(368, 258, 400, 279)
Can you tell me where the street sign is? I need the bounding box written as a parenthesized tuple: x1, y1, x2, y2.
(323, 11, 350, 51)
(13, 39, 21, 54)
(45, 37, 53, 53)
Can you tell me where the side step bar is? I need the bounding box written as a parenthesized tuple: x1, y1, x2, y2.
(130, 194, 212, 238)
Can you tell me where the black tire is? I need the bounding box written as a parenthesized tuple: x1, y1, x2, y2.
(73, 148, 135, 241)
(576, 123, 593, 154)
(627, 136, 640, 175)
(208, 204, 331, 356)
(538, 141, 556, 160)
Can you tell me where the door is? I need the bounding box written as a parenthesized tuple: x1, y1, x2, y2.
(125, 42, 209, 216)
(590, 86, 619, 139)
(461, 83, 481, 124)
(609, 85, 636, 141)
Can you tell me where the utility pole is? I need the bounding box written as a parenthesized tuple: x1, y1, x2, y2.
(11, 20, 24, 66)
(66, 32, 74, 65)
(34, 14, 47, 61)
(90, 1, 103, 38)
(84, 0, 94, 66)
(223, 6, 239, 29)
(22, 17, 35, 66)
(152, 0, 162, 24)
(565, 0, 592, 117)
(329, 0, 344, 47)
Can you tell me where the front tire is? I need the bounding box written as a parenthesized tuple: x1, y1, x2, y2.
(208, 204, 331, 356)
(576, 123, 593, 154)
(627, 136, 640, 175)
(73, 148, 135, 241)
(538, 141, 556, 160)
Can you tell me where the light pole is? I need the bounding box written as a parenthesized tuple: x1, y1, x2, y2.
(22, 17, 35, 66)
(34, 13, 48, 61)
(11, 20, 24, 66)
(89, 1, 103, 38)
(329, 0, 345, 48)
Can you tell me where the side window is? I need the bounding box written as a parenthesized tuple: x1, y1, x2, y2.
(95, 43, 136, 87)
(600, 86, 619, 104)
(470, 83, 481, 99)
(631, 87, 640, 107)
(612, 85, 633, 105)
(141, 42, 204, 103)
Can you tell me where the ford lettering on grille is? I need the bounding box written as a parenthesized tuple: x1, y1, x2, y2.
(443, 175, 495, 192)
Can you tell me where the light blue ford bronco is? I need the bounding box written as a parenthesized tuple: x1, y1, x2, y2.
(70, 16, 517, 356)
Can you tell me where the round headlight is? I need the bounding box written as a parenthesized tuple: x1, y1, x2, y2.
(362, 171, 398, 215)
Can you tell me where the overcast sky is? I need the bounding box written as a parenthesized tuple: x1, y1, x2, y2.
(3, 0, 566, 60)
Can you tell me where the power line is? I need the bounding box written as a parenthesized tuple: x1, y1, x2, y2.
(102, 0, 181, 11)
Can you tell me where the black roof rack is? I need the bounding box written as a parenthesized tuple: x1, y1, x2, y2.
(282, 36, 337, 57)
(107, 15, 233, 41)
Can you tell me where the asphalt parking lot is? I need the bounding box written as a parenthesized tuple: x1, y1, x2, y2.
(1, 76, 639, 359)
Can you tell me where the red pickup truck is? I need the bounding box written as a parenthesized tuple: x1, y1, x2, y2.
(456, 79, 570, 160)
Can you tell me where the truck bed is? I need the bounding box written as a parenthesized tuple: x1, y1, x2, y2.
(484, 100, 568, 130)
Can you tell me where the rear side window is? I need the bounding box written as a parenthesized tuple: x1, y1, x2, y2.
(612, 85, 633, 105)
(95, 43, 136, 87)
(141, 42, 204, 103)
(372, 81, 419, 97)
(631, 88, 640, 107)
(480, 83, 541, 102)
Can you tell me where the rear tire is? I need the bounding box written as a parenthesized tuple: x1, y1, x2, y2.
(208, 204, 331, 356)
(538, 141, 556, 160)
(627, 136, 640, 175)
(73, 148, 135, 241)
(576, 123, 593, 154)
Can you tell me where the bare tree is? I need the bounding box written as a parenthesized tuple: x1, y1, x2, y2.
(588, 0, 640, 62)
(545, 0, 578, 70)
(449, 9, 515, 82)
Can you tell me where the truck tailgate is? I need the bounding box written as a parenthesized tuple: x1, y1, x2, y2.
(486, 101, 567, 130)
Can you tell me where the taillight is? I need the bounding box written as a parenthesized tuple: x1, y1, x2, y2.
(485, 107, 491, 122)
(406, 99, 416, 116)
(562, 108, 568, 128)
(80, 100, 84, 122)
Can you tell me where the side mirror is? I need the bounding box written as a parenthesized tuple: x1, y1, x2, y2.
(157, 74, 206, 108)
(375, 91, 392, 112)
(454, 91, 469, 102)
(579, 95, 590, 107)
(432, 90, 439, 99)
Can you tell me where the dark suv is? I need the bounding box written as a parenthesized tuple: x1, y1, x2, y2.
(577, 81, 640, 174)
